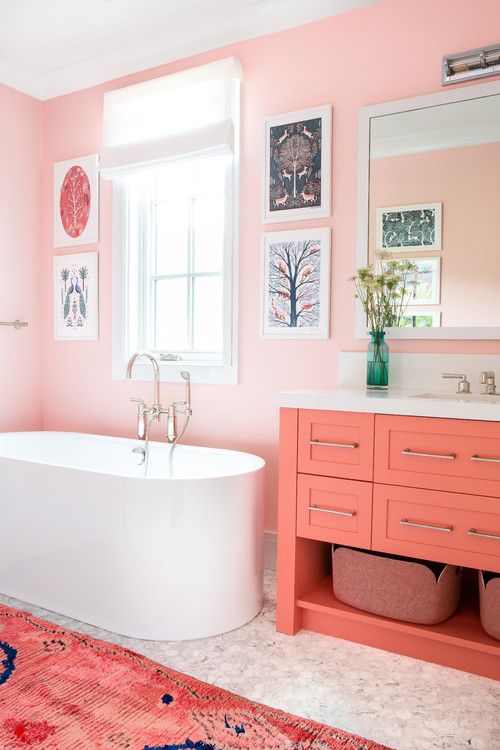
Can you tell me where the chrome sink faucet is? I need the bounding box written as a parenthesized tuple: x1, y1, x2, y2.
(126, 351, 192, 448)
(480, 370, 497, 395)
(442, 372, 471, 394)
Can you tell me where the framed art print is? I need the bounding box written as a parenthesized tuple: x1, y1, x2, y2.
(54, 252, 99, 340)
(54, 154, 99, 247)
(376, 202, 442, 251)
(261, 227, 330, 339)
(263, 105, 332, 223)
(406, 257, 441, 306)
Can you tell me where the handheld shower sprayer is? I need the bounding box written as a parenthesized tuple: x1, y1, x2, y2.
(180, 370, 191, 414)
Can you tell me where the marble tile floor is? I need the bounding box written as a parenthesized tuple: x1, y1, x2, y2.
(0, 571, 498, 750)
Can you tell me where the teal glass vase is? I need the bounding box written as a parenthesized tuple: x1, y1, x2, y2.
(367, 330, 389, 390)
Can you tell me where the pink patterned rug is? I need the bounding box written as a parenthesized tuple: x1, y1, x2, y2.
(0, 604, 391, 749)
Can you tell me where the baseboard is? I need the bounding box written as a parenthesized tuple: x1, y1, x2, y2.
(264, 530, 277, 571)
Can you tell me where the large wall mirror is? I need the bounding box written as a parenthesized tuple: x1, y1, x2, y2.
(357, 79, 500, 339)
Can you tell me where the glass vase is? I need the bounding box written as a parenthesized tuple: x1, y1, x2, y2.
(367, 330, 389, 390)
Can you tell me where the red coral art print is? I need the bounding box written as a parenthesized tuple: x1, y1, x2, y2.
(59, 165, 91, 238)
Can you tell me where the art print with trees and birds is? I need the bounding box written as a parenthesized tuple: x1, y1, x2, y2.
(267, 237, 322, 329)
(269, 117, 322, 213)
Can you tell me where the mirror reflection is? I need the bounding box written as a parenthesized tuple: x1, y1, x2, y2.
(368, 94, 500, 329)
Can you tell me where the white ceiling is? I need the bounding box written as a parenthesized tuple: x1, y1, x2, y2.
(0, 0, 379, 100)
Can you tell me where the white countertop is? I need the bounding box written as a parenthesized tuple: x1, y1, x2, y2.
(274, 387, 500, 421)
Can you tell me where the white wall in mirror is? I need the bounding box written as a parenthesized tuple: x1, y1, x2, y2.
(357, 78, 500, 340)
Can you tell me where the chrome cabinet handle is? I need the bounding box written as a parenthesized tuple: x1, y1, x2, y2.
(310, 439, 358, 449)
(400, 518, 453, 532)
(309, 504, 356, 518)
(468, 528, 500, 541)
(470, 454, 500, 464)
(402, 448, 456, 460)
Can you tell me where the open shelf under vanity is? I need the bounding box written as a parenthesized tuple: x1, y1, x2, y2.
(296, 570, 500, 678)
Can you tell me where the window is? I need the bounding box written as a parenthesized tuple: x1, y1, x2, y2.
(103, 58, 240, 384)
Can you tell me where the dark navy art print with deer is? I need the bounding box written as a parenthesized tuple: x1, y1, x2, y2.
(263, 105, 331, 223)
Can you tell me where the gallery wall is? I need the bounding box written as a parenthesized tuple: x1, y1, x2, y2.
(38, 0, 500, 531)
(0, 85, 43, 431)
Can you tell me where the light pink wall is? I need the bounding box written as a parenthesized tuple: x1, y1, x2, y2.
(369, 142, 500, 326)
(0, 85, 43, 431)
(40, 0, 500, 531)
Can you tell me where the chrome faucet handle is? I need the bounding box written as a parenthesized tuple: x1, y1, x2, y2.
(480, 371, 497, 395)
(442, 373, 471, 394)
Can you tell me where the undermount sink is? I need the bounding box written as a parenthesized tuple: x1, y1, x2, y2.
(413, 392, 500, 404)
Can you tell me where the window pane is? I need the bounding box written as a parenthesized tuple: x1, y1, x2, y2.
(156, 160, 194, 201)
(155, 199, 189, 276)
(194, 154, 227, 195)
(194, 195, 224, 273)
(193, 276, 223, 352)
(155, 278, 189, 351)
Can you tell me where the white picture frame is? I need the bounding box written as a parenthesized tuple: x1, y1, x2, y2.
(54, 154, 99, 247)
(406, 257, 441, 306)
(376, 202, 442, 252)
(53, 252, 99, 340)
(261, 227, 330, 339)
(263, 105, 332, 224)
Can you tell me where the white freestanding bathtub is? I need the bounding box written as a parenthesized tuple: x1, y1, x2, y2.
(0, 432, 265, 640)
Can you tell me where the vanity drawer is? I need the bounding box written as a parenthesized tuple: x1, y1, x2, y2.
(298, 410, 374, 480)
(297, 474, 372, 547)
(372, 483, 500, 573)
(375, 415, 500, 497)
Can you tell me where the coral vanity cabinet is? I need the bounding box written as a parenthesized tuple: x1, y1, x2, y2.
(276, 404, 500, 680)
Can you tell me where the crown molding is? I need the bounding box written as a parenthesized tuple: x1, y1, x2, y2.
(372, 122, 500, 158)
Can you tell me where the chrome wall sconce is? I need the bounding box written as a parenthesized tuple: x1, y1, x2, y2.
(442, 43, 500, 85)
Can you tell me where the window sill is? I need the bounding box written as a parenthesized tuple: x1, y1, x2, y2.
(113, 358, 237, 385)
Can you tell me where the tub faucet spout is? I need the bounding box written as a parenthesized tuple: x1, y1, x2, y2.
(126, 351, 161, 408)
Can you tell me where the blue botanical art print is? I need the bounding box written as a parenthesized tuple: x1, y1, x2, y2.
(377, 203, 442, 251)
(269, 118, 322, 213)
(267, 238, 321, 328)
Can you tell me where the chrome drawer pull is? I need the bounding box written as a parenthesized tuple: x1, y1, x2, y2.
(310, 439, 358, 449)
(402, 448, 456, 460)
(470, 454, 500, 464)
(468, 528, 500, 541)
(400, 518, 453, 532)
(309, 504, 356, 518)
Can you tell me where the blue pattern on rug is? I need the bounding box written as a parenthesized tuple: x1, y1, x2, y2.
(224, 715, 245, 735)
(0, 641, 17, 685)
(161, 693, 174, 705)
(144, 741, 215, 750)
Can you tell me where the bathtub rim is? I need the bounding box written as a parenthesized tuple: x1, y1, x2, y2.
(0, 430, 266, 481)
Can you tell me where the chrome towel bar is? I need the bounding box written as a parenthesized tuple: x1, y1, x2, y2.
(0, 320, 28, 330)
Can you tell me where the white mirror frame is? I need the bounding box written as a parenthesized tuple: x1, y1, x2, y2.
(356, 78, 500, 340)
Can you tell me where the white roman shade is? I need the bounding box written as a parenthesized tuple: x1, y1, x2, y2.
(101, 57, 241, 176)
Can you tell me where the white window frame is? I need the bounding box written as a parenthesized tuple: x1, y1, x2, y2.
(112, 118, 239, 386)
